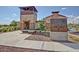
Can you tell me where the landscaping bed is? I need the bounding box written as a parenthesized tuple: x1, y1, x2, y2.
(24, 35, 51, 41)
(23, 30, 51, 41)
(22, 30, 50, 37)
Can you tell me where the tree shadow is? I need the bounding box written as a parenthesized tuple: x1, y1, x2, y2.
(52, 40, 73, 43)
(53, 40, 79, 49)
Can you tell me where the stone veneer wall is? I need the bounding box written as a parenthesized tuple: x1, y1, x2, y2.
(20, 13, 37, 30)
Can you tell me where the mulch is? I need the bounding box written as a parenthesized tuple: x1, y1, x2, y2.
(24, 35, 52, 41)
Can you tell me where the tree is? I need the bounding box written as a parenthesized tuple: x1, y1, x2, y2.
(0, 24, 2, 27)
(39, 21, 45, 31)
(10, 20, 18, 26)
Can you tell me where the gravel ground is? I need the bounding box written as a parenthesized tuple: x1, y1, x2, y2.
(0, 45, 53, 52)
(25, 35, 51, 41)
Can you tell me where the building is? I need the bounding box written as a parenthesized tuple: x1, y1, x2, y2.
(19, 6, 38, 30)
(44, 11, 68, 40)
(19, 6, 68, 41)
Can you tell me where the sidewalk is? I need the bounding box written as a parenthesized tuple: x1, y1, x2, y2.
(0, 31, 78, 52)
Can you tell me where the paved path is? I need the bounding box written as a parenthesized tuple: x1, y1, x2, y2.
(0, 31, 79, 52)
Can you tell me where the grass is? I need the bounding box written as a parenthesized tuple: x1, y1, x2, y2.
(69, 35, 79, 42)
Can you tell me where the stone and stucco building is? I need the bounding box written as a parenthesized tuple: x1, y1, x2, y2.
(44, 11, 67, 32)
(44, 11, 68, 40)
(19, 6, 68, 40)
(20, 6, 38, 30)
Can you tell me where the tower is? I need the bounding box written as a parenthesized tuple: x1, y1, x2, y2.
(19, 6, 38, 30)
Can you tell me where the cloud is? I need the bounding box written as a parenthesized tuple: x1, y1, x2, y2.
(68, 15, 74, 18)
(61, 8, 67, 10)
(65, 15, 74, 18)
(12, 13, 17, 17)
(73, 16, 79, 24)
(67, 15, 79, 24)
(66, 15, 75, 24)
(75, 16, 79, 19)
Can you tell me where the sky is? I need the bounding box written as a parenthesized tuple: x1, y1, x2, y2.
(0, 6, 79, 24)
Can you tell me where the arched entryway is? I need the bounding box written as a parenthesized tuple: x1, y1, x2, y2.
(24, 21, 30, 29)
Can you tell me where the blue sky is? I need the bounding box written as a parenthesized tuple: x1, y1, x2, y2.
(0, 6, 79, 24)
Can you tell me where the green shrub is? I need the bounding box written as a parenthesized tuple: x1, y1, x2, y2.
(2, 27, 7, 32)
(39, 22, 46, 31)
(0, 28, 2, 32)
(0, 24, 20, 32)
(7, 28, 11, 32)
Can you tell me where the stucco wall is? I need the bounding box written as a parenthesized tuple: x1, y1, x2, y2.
(50, 32, 68, 41)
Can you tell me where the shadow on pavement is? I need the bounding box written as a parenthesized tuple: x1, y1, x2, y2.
(53, 40, 79, 49)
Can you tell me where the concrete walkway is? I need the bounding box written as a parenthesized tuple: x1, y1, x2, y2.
(0, 31, 79, 52)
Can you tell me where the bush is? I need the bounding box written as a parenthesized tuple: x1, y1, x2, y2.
(2, 27, 7, 32)
(0, 23, 20, 32)
(0, 28, 3, 32)
(39, 22, 46, 31)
